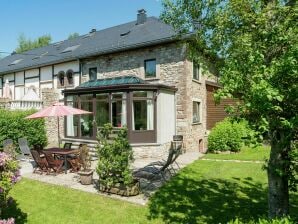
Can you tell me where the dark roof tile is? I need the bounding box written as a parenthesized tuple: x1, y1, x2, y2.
(0, 17, 176, 74)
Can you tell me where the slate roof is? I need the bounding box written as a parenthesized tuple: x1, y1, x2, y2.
(0, 17, 177, 75)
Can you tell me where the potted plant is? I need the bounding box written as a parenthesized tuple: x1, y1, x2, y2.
(78, 145, 93, 185)
(96, 124, 139, 196)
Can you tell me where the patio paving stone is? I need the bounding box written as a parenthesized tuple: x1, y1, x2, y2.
(20, 151, 203, 205)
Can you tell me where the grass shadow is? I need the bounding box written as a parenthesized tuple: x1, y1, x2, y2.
(148, 172, 298, 224)
(148, 174, 270, 224)
(1, 199, 27, 223)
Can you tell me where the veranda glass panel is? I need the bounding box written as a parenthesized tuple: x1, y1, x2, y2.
(80, 101, 93, 137)
(96, 101, 109, 127)
(111, 92, 127, 127)
(96, 93, 109, 127)
(132, 98, 154, 130)
(80, 94, 93, 101)
(66, 97, 79, 137)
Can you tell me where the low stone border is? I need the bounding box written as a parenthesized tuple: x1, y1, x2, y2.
(201, 158, 264, 163)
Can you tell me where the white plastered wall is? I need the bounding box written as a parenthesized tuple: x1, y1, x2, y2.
(25, 69, 39, 97)
(53, 61, 80, 100)
(3, 73, 14, 100)
(157, 90, 176, 144)
(15, 71, 25, 100)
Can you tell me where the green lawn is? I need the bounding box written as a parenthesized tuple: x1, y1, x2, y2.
(148, 158, 298, 223)
(203, 145, 270, 161)
(3, 146, 297, 224)
(2, 179, 161, 224)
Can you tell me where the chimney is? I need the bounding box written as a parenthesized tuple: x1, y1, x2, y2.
(136, 9, 147, 25)
(90, 28, 96, 33)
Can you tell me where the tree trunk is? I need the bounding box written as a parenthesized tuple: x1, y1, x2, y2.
(268, 130, 289, 218)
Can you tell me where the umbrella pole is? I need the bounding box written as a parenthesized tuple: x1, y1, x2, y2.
(57, 117, 60, 147)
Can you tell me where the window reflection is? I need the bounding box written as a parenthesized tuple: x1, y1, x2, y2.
(132, 91, 154, 130)
(66, 95, 79, 137)
(80, 98, 93, 137)
(111, 92, 126, 128)
(96, 93, 109, 127)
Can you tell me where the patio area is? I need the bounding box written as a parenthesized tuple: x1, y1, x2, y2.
(19, 151, 202, 205)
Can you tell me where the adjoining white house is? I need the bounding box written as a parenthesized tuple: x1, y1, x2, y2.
(0, 10, 229, 159)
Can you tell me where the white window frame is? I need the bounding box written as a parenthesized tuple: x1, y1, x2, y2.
(192, 99, 202, 124)
(192, 61, 202, 82)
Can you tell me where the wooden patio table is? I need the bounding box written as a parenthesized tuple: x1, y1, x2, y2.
(43, 148, 79, 174)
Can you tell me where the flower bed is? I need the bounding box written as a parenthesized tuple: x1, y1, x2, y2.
(0, 152, 20, 218)
(0, 218, 15, 224)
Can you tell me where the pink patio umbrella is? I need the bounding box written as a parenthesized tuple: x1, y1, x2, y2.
(26, 102, 93, 145)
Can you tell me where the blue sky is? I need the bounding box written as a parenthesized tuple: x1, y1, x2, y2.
(0, 0, 162, 54)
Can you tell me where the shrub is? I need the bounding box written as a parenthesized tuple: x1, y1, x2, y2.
(0, 152, 20, 218)
(208, 118, 256, 152)
(228, 217, 294, 224)
(0, 109, 47, 150)
(96, 123, 133, 188)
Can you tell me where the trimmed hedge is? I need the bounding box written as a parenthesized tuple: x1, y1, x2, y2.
(0, 109, 47, 150)
(208, 118, 255, 152)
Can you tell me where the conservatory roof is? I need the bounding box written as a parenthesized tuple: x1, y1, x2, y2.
(63, 75, 176, 94)
(77, 75, 144, 88)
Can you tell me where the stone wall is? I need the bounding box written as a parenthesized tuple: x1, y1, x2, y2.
(132, 142, 171, 160)
(41, 88, 62, 147)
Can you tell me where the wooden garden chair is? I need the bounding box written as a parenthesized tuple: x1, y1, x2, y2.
(31, 150, 50, 175)
(67, 144, 84, 172)
(44, 152, 64, 174)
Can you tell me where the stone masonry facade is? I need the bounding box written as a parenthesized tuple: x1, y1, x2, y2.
(42, 88, 62, 147)
(79, 42, 216, 154)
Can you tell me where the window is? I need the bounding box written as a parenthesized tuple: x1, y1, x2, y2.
(89, 67, 97, 81)
(193, 62, 201, 81)
(96, 93, 109, 127)
(132, 91, 154, 130)
(61, 45, 80, 53)
(144, 59, 156, 78)
(193, 101, 201, 123)
(80, 94, 94, 137)
(66, 70, 74, 86)
(58, 71, 65, 87)
(66, 95, 79, 137)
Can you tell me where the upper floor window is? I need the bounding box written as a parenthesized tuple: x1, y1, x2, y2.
(89, 67, 97, 81)
(58, 71, 65, 87)
(144, 59, 156, 78)
(193, 62, 201, 81)
(193, 101, 201, 124)
(66, 69, 74, 86)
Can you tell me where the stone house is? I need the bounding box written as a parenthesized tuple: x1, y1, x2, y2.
(0, 10, 223, 159)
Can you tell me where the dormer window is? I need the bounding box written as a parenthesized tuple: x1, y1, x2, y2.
(66, 69, 74, 86)
(58, 71, 65, 87)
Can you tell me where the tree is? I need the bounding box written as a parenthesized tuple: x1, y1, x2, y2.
(161, 0, 297, 219)
(15, 33, 52, 53)
(68, 32, 80, 40)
